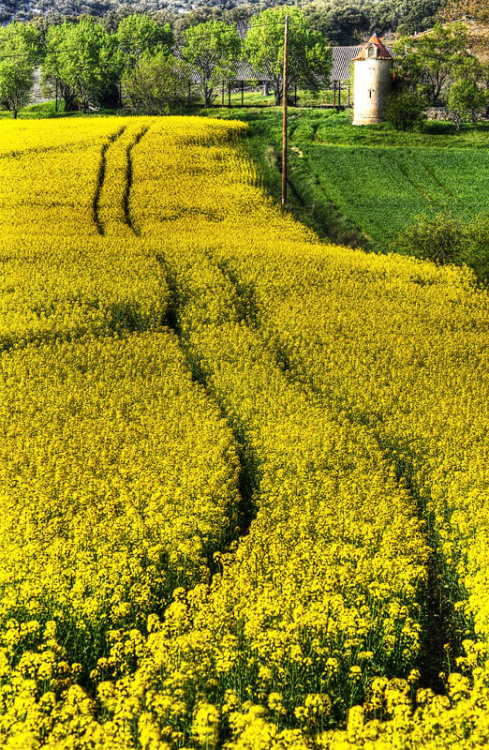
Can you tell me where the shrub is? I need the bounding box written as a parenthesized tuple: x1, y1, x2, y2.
(395, 211, 489, 283)
(385, 91, 426, 130)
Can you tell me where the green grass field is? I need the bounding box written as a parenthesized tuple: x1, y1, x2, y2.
(207, 108, 489, 254)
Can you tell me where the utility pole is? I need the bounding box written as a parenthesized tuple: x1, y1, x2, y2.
(282, 14, 289, 208)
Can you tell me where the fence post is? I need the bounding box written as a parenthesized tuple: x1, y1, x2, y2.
(241, 79, 244, 106)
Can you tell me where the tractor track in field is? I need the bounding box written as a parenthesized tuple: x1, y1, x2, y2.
(123, 122, 463, 696)
(123, 126, 150, 236)
(93, 124, 149, 237)
(385, 151, 434, 204)
(409, 151, 459, 202)
(93, 126, 126, 236)
(208, 252, 464, 696)
(156, 256, 257, 555)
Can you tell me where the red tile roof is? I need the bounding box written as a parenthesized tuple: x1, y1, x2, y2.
(353, 34, 394, 61)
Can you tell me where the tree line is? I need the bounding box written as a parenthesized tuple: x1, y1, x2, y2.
(0, 0, 487, 119)
(0, 8, 333, 116)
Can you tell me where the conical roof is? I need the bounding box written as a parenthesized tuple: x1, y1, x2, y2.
(353, 34, 394, 61)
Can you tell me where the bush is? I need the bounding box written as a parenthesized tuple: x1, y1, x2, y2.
(385, 91, 426, 130)
(395, 212, 489, 283)
(395, 212, 462, 264)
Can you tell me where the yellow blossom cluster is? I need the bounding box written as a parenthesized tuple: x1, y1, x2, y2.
(0, 117, 242, 748)
(129, 119, 489, 747)
(2, 115, 489, 748)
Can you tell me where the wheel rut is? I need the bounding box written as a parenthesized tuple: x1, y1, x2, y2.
(123, 126, 149, 236)
(209, 252, 466, 697)
(93, 127, 126, 235)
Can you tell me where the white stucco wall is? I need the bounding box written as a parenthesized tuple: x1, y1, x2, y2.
(353, 58, 393, 125)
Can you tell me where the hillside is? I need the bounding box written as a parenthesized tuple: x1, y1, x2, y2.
(2, 115, 489, 747)
(0, 0, 184, 23)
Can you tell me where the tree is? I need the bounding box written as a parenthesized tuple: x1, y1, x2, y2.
(244, 6, 332, 106)
(43, 23, 76, 111)
(394, 22, 474, 105)
(122, 51, 190, 113)
(42, 18, 117, 114)
(182, 20, 241, 107)
(367, 0, 405, 35)
(115, 14, 173, 72)
(0, 23, 40, 118)
(447, 78, 486, 128)
(303, 2, 371, 45)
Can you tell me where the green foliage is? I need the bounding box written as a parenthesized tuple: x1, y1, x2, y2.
(244, 6, 332, 106)
(42, 18, 117, 113)
(397, 0, 446, 34)
(394, 22, 474, 105)
(182, 20, 241, 107)
(115, 14, 172, 73)
(386, 91, 426, 130)
(122, 52, 190, 113)
(395, 212, 489, 283)
(303, 1, 370, 45)
(447, 79, 487, 129)
(0, 23, 40, 118)
(395, 212, 463, 264)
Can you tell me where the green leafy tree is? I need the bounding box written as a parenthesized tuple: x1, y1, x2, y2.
(122, 52, 191, 113)
(447, 78, 486, 129)
(43, 23, 76, 112)
(395, 211, 489, 284)
(0, 22, 40, 118)
(116, 14, 173, 72)
(244, 7, 332, 106)
(394, 22, 474, 105)
(182, 20, 241, 107)
(41, 18, 117, 114)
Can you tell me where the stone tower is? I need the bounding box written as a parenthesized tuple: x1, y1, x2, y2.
(353, 34, 393, 125)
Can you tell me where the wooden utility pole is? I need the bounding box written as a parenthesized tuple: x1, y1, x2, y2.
(282, 14, 289, 208)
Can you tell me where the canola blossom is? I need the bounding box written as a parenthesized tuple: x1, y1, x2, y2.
(1, 116, 489, 748)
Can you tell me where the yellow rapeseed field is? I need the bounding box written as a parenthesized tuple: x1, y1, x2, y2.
(1, 116, 489, 748)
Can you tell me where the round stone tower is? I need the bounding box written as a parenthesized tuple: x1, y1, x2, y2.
(353, 34, 393, 126)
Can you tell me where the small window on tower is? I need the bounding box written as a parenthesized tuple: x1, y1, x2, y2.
(367, 46, 375, 58)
